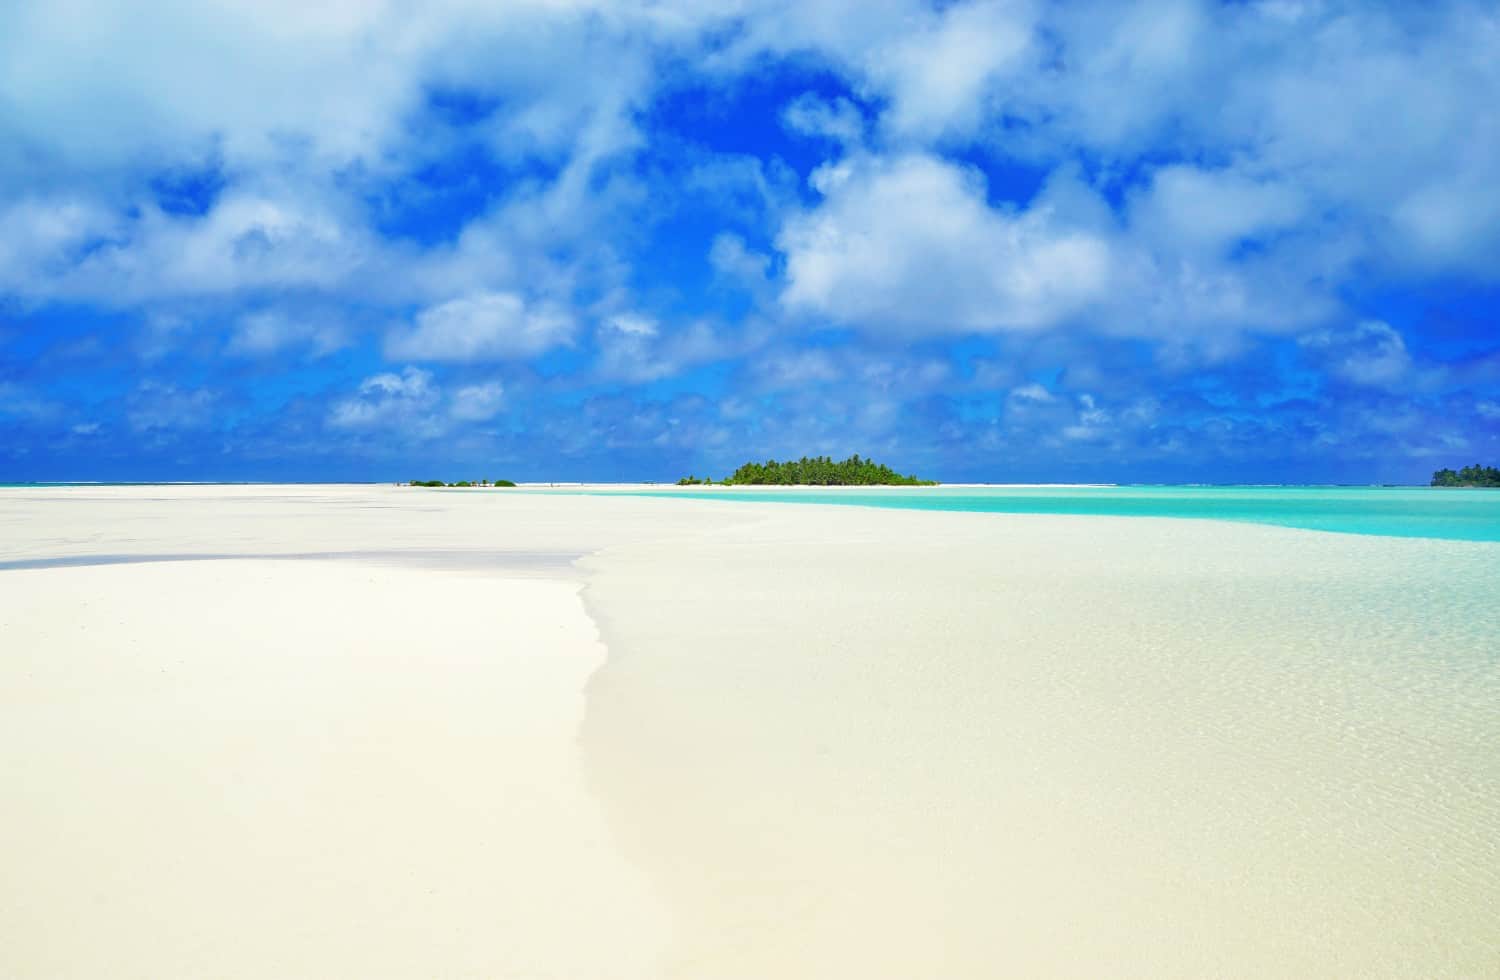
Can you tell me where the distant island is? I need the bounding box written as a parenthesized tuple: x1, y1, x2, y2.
(1431, 465, 1500, 488)
(409, 479, 516, 488)
(679, 454, 937, 487)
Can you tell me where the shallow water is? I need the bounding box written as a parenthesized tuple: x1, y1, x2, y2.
(631, 485, 1500, 541)
(582, 507, 1500, 977)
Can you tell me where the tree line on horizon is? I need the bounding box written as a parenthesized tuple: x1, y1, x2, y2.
(679, 454, 936, 487)
(409, 478, 516, 488)
(1431, 465, 1500, 488)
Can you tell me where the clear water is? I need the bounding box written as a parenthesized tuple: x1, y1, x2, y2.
(630, 486, 1500, 542)
(583, 488, 1500, 975)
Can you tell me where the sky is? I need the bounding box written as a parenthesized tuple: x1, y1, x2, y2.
(2, 0, 1499, 484)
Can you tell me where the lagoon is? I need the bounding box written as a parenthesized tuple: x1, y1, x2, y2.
(632, 484, 1500, 542)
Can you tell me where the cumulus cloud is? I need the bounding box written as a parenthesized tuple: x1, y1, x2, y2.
(106, 194, 364, 298)
(753, 350, 843, 389)
(1062, 393, 1112, 442)
(1030, 2, 1499, 274)
(594, 314, 737, 383)
(775, 148, 1340, 349)
(1128, 165, 1305, 257)
(386, 292, 574, 362)
(5, 0, 1498, 342)
(449, 381, 505, 422)
(328, 367, 507, 436)
(781, 94, 865, 145)
(0, 0, 686, 181)
(0, 197, 122, 291)
(126, 382, 217, 433)
(779, 154, 1112, 335)
(227, 310, 349, 358)
(1300, 321, 1414, 389)
(708, 233, 771, 288)
(870, 0, 1035, 142)
(606, 313, 658, 338)
(1, 190, 380, 306)
(1009, 383, 1055, 404)
(2, 0, 1498, 481)
(328, 367, 443, 436)
(0, 1, 724, 319)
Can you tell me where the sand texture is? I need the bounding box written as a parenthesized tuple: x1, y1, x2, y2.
(2, 485, 1497, 978)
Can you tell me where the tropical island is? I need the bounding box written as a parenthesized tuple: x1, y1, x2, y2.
(409, 479, 516, 487)
(1431, 465, 1500, 488)
(679, 454, 937, 486)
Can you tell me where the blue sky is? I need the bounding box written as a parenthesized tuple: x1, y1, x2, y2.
(2, 0, 1498, 483)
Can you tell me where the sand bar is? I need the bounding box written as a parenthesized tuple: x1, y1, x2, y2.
(2, 485, 1498, 977)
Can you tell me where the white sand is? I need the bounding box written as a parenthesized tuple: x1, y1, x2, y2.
(1, 560, 673, 979)
(2, 485, 1498, 978)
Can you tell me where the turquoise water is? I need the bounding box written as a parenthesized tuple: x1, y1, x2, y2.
(6, 482, 1497, 542)
(630, 486, 1500, 542)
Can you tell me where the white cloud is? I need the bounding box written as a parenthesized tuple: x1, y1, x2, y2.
(327, 366, 444, 436)
(0, 197, 121, 291)
(606, 313, 658, 338)
(753, 350, 842, 388)
(1128, 165, 1305, 256)
(709, 233, 771, 288)
(0, 0, 680, 180)
(594, 314, 735, 383)
(114, 194, 362, 296)
(0, 1, 721, 317)
(593, 313, 667, 382)
(779, 154, 1112, 335)
(386, 291, 574, 362)
(0, 188, 380, 305)
(227, 310, 349, 358)
(449, 381, 505, 421)
(736, 0, 1500, 306)
(1022, 2, 1500, 275)
(682, 155, 800, 230)
(872, 0, 1035, 142)
(1300, 320, 1413, 388)
(134, 313, 195, 362)
(781, 94, 864, 145)
(1009, 383, 1055, 404)
(126, 382, 217, 433)
(1062, 392, 1111, 441)
(0, 0, 1497, 386)
(330, 366, 504, 434)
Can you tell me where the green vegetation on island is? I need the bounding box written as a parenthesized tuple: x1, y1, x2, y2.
(1431, 465, 1500, 488)
(408, 478, 516, 488)
(679, 454, 936, 486)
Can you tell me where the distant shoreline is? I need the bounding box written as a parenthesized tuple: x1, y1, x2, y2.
(1, 481, 1463, 490)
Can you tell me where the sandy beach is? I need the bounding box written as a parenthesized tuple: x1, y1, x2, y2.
(2, 485, 1498, 978)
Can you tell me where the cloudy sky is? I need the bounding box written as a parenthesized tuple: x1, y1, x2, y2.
(2, 0, 1498, 483)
